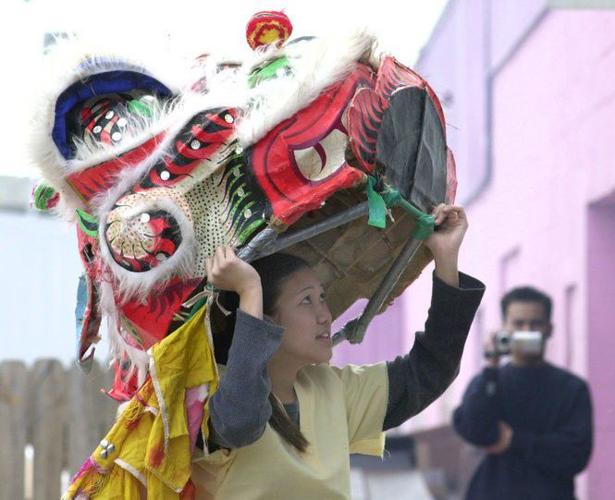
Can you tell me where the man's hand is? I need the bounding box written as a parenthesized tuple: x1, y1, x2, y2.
(484, 331, 502, 368)
(484, 421, 513, 455)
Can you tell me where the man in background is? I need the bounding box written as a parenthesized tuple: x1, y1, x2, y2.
(453, 286, 593, 500)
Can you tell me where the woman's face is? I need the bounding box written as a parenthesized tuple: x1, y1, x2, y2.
(270, 267, 333, 366)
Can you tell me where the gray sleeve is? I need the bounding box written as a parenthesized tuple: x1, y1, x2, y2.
(209, 309, 284, 448)
(383, 272, 485, 430)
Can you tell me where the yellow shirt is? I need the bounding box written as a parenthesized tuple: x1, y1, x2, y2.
(192, 362, 388, 500)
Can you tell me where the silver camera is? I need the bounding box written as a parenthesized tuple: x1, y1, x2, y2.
(495, 331, 543, 356)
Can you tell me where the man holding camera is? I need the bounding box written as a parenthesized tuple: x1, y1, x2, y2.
(453, 287, 593, 500)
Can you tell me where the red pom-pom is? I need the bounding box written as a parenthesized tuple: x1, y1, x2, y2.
(246, 11, 293, 50)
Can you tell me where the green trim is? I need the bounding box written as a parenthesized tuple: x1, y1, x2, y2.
(128, 99, 153, 117)
(238, 219, 265, 244)
(32, 184, 57, 211)
(237, 200, 257, 221)
(248, 56, 291, 88)
(229, 198, 256, 224)
(228, 176, 245, 193)
(75, 208, 99, 238)
(188, 299, 208, 319)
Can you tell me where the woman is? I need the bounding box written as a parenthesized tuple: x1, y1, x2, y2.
(192, 204, 485, 499)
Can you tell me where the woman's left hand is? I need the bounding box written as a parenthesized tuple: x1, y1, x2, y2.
(424, 204, 468, 264)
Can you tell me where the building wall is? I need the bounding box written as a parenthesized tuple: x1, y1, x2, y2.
(0, 207, 88, 365)
(459, 10, 615, 499)
(587, 199, 615, 500)
(333, 4, 615, 499)
(419, 7, 615, 500)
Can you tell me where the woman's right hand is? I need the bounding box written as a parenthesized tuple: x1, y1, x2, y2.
(206, 246, 263, 318)
(206, 246, 261, 295)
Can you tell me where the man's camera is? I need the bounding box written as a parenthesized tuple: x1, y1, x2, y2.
(493, 331, 543, 356)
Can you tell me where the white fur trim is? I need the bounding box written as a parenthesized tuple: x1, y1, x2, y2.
(117, 398, 159, 418)
(236, 29, 377, 146)
(29, 35, 189, 218)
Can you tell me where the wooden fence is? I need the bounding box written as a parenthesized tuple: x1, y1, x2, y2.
(0, 359, 117, 500)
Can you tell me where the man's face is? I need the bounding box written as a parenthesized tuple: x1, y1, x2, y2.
(503, 301, 552, 363)
(503, 301, 551, 334)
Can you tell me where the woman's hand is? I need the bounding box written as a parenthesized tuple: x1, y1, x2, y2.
(424, 204, 468, 287)
(425, 204, 468, 259)
(206, 246, 263, 318)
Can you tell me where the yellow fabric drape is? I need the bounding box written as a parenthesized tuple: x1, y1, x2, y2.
(64, 304, 219, 499)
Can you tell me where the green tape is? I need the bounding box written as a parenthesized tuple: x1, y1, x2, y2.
(228, 175, 244, 194)
(78, 354, 95, 372)
(411, 211, 436, 240)
(366, 177, 388, 229)
(365, 176, 435, 240)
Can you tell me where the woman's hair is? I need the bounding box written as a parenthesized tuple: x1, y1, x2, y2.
(212, 253, 311, 452)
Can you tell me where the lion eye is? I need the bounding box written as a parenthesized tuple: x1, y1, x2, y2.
(292, 129, 347, 181)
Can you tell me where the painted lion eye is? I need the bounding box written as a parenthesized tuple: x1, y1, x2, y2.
(292, 129, 347, 181)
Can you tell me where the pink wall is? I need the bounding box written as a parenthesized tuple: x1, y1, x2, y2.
(587, 201, 615, 500)
(415, 9, 615, 499)
(331, 298, 406, 366)
(333, 6, 615, 500)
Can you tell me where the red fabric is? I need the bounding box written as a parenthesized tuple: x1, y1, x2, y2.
(119, 278, 201, 348)
(348, 56, 448, 175)
(374, 57, 446, 137)
(180, 480, 196, 499)
(104, 360, 140, 402)
(75, 228, 102, 364)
